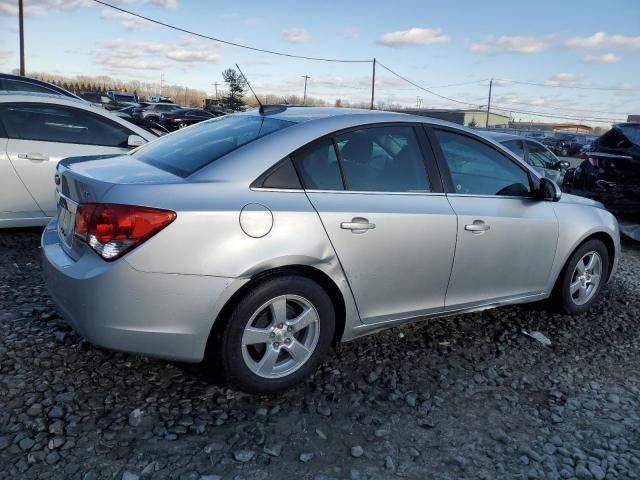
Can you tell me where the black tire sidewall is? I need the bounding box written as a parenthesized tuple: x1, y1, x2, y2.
(558, 239, 609, 314)
(219, 275, 335, 395)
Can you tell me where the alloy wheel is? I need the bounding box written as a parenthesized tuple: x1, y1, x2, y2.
(241, 295, 320, 379)
(569, 251, 602, 306)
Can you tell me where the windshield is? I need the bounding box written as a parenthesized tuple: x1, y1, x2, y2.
(133, 114, 294, 177)
(115, 94, 136, 103)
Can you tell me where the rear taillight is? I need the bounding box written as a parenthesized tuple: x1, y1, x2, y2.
(74, 203, 176, 261)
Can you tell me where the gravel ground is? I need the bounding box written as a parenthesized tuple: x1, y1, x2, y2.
(1, 229, 639, 480)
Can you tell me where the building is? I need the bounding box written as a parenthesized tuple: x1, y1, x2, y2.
(396, 109, 511, 127)
(628, 115, 640, 123)
(508, 121, 593, 134)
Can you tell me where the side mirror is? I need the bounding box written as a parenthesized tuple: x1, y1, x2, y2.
(539, 177, 562, 202)
(127, 134, 146, 148)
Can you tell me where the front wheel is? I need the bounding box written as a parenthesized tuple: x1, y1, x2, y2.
(215, 275, 335, 394)
(553, 239, 609, 314)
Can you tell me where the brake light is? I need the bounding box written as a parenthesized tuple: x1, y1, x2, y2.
(74, 204, 176, 261)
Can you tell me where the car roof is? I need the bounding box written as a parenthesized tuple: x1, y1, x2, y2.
(481, 131, 526, 143)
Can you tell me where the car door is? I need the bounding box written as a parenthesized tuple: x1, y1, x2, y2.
(430, 127, 558, 309)
(1, 102, 137, 216)
(292, 124, 457, 324)
(0, 123, 43, 221)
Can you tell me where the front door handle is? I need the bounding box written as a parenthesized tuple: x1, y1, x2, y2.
(17, 153, 50, 161)
(465, 220, 490, 234)
(341, 217, 375, 234)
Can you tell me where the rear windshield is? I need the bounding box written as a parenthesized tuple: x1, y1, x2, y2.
(133, 114, 294, 177)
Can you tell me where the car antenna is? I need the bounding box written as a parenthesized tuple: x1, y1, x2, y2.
(235, 63, 286, 115)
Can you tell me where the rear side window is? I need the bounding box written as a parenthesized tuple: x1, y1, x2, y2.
(291, 139, 344, 190)
(134, 115, 294, 177)
(502, 139, 524, 159)
(255, 157, 302, 189)
(435, 129, 532, 197)
(335, 126, 430, 192)
(0, 103, 134, 147)
(1, 78, 56, 94)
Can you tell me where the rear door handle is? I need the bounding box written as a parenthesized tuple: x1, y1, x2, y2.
(341, 217, 375, 234)
(17, 153, 50, 161)
(465, 220, 490, 234)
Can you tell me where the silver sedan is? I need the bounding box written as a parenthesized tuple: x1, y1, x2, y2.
(42, 107, 620, 394)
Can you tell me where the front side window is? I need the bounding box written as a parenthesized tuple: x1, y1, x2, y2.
(335, 126, 430, 192)
(527, 141, 556, 167)
(0, 103, 133, 147)
(291, 139, 344, 190)
(435, 129, 532, 197)
(134, 114, 293, 177)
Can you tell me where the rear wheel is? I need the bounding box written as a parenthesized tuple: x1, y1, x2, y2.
(216, 275, 335, 394)
(553, 239, 609, 314)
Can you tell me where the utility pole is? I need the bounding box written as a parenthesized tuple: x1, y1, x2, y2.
(18, 0, 25, 76)
(485, 78, 493, 128)
(212, 82, 219, 100)
(159, 73, 164, 96)
(301, 75, 310, 105)
(370, 58, 376, 110)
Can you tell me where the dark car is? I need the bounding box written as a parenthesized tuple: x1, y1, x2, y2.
(159, 108, 216, 130)
(563, 123, 640, 221)
(0, 73, 83, 101)
(543, 133, 587, 157)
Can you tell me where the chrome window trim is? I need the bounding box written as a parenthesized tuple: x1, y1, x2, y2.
(250, 187, 305, 193)
(298, 189, 444, 196)
(446, 193, 538, 200)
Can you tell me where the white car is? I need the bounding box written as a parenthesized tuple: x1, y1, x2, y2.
(0, 92, 157, 228)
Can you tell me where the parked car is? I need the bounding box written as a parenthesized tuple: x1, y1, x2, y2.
(148, 95, 174, 103)
(484, 132, 571, 184)
(0, 73, 84, 101)
(42, 107, 619, 394)
(543, 133, 586, 157)
(132, 102, 180, 124)
(0, 92, 157, 228)
(160, 108, 216, 130)
(564, 123, 640, 221)
(106, 90, 138, 107)
(77, 91, 116, 110)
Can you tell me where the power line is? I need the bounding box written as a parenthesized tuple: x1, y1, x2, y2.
(93, 0, 371, 63)
(495, 78, 640, 92)
(490, 105, 622, 123)
(490, 100, 629, 116)
(376, 61, 482, 108)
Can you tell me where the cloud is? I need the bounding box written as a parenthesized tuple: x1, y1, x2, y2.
(377, 27, 449, 47)
(565, 32, 640, 50)
(100, 8, 146, 30)
(93, 38, 220, 72)
(583, 53, 621, 64)
(543, 73, 584, 87)
(470, 35, 549, 54)
(282, 28, 311, 43)
(0, 0, 91, 16)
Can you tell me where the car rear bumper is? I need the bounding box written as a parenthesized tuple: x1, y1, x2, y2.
(41, 220, 239, 362)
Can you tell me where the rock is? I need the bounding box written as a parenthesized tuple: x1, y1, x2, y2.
(576, 464, 593, 479)
(384, 455, 395, 470)
(299, 452, 314, 463)
(122, 472, 140, 480)
(263, 444, 282, 457)
(200, 476, 222, 480)
(405, 393, 417, 407)
(543, 443, 557, 455)
(317, 405, 332, 417)
(18, 437, 35, 451)
(315, 428, 327, 439)
(233, 450, 255, 463)
(0, 436, 10, 451)
(128, 408, 145, 427)
(204, 442, 224, 453)
(588, 462, 605, 480)
(351, 446, 364, 458)
(49, 420, 65, 436)
(48, 406, 64, 419)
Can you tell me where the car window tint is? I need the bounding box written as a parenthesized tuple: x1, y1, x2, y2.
(334, 126, 430, 192)
(435, 129, 532, 197)
(502, 139, 524, 158)
(259, 157, 302, 189)
(2, 78, 56, 94)
(291, 139, 344, 190)
(135, 115, 294, 177)
(0, 103, 133, 147)
(527, 141, 556, 167)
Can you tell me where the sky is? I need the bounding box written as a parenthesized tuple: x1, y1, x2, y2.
(1, 0, 639, 126)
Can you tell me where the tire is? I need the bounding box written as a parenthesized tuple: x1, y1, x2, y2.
(553, 239, 609, 315)
(178, 122, 188, 129)
(215, 275, 335, 394)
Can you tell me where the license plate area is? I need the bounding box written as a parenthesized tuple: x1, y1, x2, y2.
(56, 192, 77, 248)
